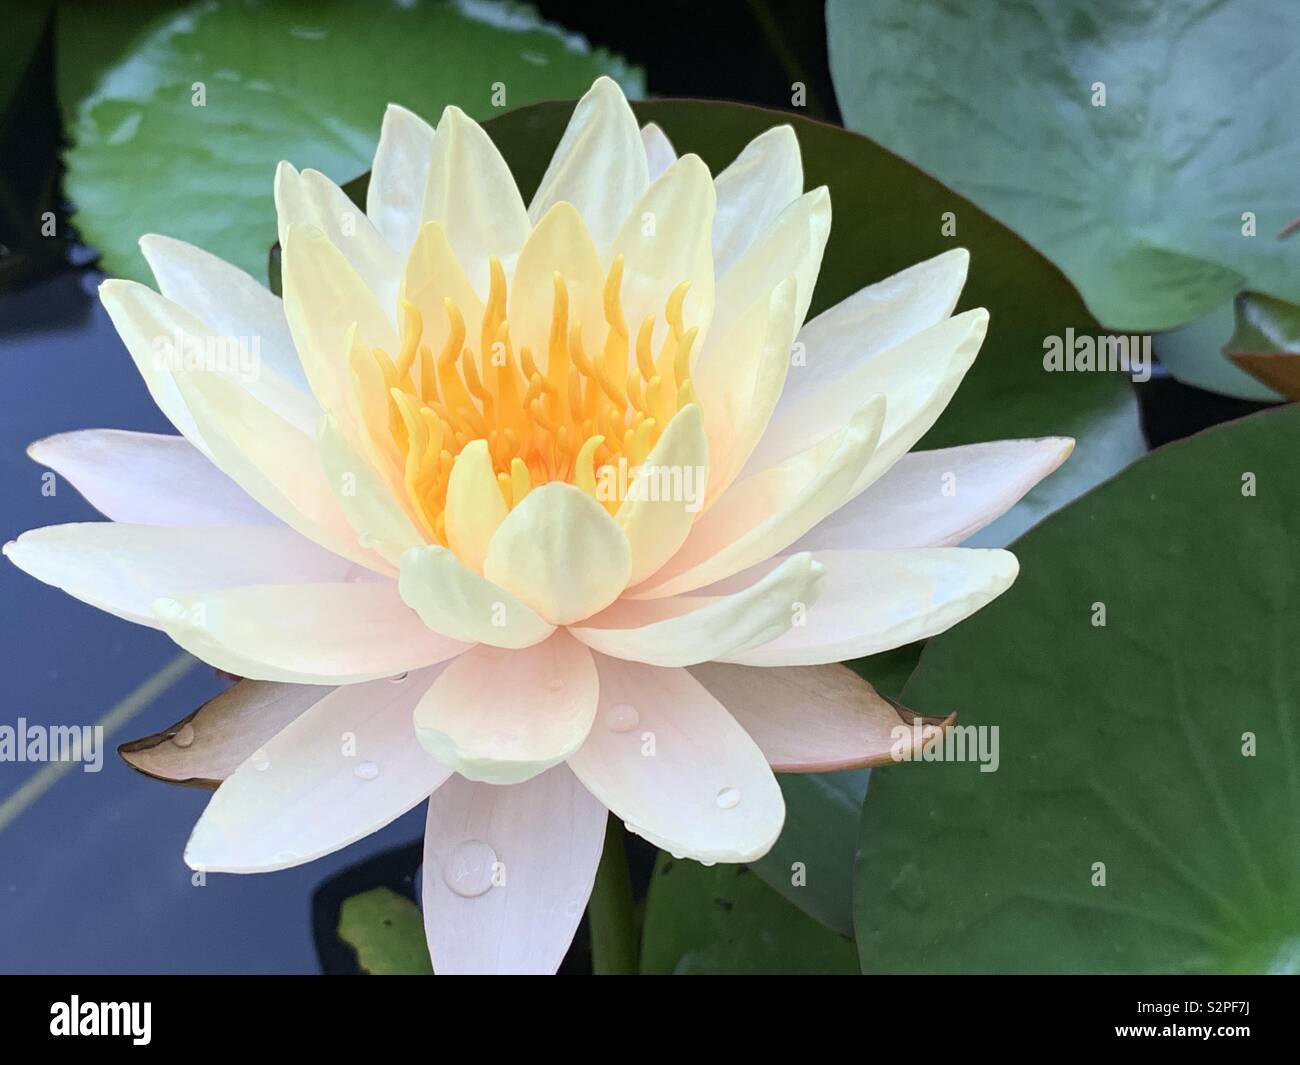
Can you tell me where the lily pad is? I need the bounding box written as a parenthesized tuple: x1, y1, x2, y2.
(855, 403, 1300, 973)
(337, 886, 433, 975)
(641, 855, 858, 974)
(827, 0, 1300, 337)
(60, 0, 642, 283)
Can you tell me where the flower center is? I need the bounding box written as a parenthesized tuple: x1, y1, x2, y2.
(352, 255, 699, 545)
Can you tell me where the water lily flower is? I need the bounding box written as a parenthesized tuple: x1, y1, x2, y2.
(5, 77, 1071, 973)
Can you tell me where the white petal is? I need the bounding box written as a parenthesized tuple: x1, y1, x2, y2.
(421, 765, 607, 974)
(788, 438, 1075, 553)
(718, 548, 1019, 666)
(184, 667, 453, 873)
(571, 552, 823, 667)
(712, 124, 803, 274)
(529, 77, 648, 253)
(139, 233, 309, 390)
(153, 580, 470, 684)
(640, 121, 677, 181)
(568, 656, 784, 863)
(4, 522, 359, 627)
(367, 103, 437, 253)
(444, 440, 508, 574)
(27, 430, 275, 527)
(398, 544, 555, 649)
(413, 633, 598, 785)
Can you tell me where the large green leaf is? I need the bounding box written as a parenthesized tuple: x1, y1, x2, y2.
(60, 0, 641, 282)
(337, 887, 433, 975)
(854, 404, 1300, 974)
(827, 0, 1300, 338)
(641, 855, 858, 974)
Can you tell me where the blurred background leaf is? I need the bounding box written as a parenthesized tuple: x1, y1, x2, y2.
(827, 0, 1300, 400)
(855, 403, 1300, 973)
(337, 886, 433, 975)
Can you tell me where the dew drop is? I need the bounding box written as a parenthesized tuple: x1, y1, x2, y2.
(605, 702, 639, 733)
(354, 760, 380, 781)
(443, 839, 498, 898)
(251, 749, 270, 772)
(716, 786, 740, 810)
(171, 723, 196, 749)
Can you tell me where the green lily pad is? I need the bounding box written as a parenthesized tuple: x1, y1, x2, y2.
(337, 886, 433, 975)
(641, 855, 858, 974)
(827, 0, 1300, 340)
(60, 0, 642, 283)
(855, 404, 1300, 974)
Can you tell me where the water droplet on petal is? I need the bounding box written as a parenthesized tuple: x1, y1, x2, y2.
(443, 839, 497, 898)
(354, 760, 379, 781)
(716, 786, 740, 810)
(172, 723, 196, 748)
(251, 749, 270, 772)
(605, 702, 639, 732)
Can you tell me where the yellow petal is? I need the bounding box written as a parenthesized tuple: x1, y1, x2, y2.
(444, 439, 508, 574)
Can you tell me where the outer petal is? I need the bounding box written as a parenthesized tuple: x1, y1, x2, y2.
(718, 548, 1020, 666)
(399, 544, 555, 649)
(615, 403, 709, 585)
(3, 522, 359, 627)
(570, 552, 823, 667)
(483, 483, 630, 625)
(772, 248, 968, 420)
(568, 656, 785, 864)
(632, 397, 885, 598)
(275, 163, 401, 314)
(711, 124, 803, 274)
(788, 438, 1075, 553)
(421, 766, 607, 974)
(689, 661, 927, 772)
(139, 233, 308, 390)
(412, 632, 599, 785)
(184, 667, 453, 873)
(153, 581, 470, 684)
(27, 430, 275, 528)
(529, 77, 648, 253)
(640, 122, 677, 181)
(444, 440, 508, 574)
(421, 105, 530, 295)
(367, 103, 437, 253)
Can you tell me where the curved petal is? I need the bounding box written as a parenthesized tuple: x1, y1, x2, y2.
(483, 483, 630, 625)
(4, 522, 360, 627)
(413, 632, 598, 785)
(275, 163, 401, 314)
(632, 396, 885, 598)
(570, 552, 823, 667)
(421, 105, 530, 295)
(689, 661, 920, 772)
(712, 124, 803, 274)
(399, 544, 555, 649)
(184, 667, 453, 873)
(421, 765, 607, 974)
(568, 655, 785, 863)
(400, 221, 485, 368)
(445, 440, 508, 574)
(718, 547, 1020, 666)
(640, 121, 676, 181)
(139, 233, 308, 390)
(367, 103, 437, 253)
(615, 403, 709, 585)
(529, 77, 647, 253)
(153, 581, 470, 684)
(788, 437, 1075, 553)
(26, 430, 276, 527)
(607, 153, 715, 354)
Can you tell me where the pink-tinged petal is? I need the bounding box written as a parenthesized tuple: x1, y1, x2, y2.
(568, 656, 785, 864)
(27, 430, 276, 527)
(120, 679, 325, 788)
(717, 548, 1019, 667)
(413, 632, 598, 785)
(421, 765, 607, 975)
(3, 522, 361, 627)
(689, 661, 938, 772)
(184, 667, 453, 873)
(153, 581, 470, 685)
(787, 437, 1076, 552)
